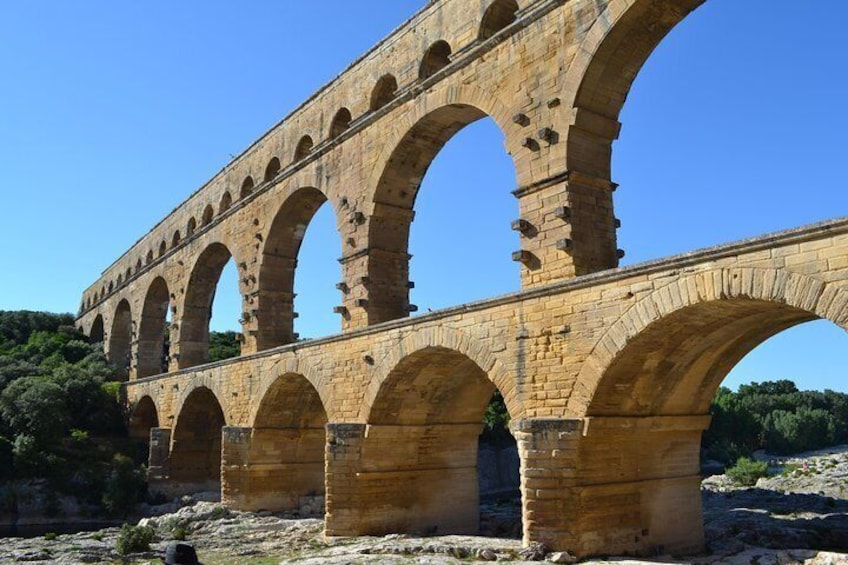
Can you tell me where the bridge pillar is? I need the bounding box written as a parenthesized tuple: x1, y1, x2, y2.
(147, 427, 172, 493)
(325, 422, 481, 537)
(221, 426, 326, 512)
(513, 416, 709, 558)
(324, 423, 366, 536)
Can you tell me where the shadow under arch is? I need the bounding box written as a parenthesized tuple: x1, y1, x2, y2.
(169, 386, 226, 496)
(229, 372, 328, 512)
(364, 88, 517, 324)
(256, 186, 340, 350)
(179, 242, 241, 369)
(350, 343, 522, 538)
(129, 395, 159, 441)
(109, 299, 133, 381)
(89, 314, 104, 344)
(137, 276, 171, 378)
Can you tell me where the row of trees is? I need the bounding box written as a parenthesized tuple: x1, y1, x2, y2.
(0, 311, 145, 517)
(703, 380, 848, 462)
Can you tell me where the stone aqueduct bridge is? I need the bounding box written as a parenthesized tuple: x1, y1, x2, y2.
(75, 0, 848, 557)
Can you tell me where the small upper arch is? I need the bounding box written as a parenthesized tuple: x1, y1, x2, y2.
(171, 230, 181, 248)
(479, 0, 519, 40)
(220, 191, 233, 212)
(202, 204, 214, 226)
(187, 217, 197, 237)
(370, 74, 398, 112)
(294, 135, 314, 161)
(240, 176, 255, 198)
(419, 40, 452, 79)
(264, 157, 281, 182)
(329, 108, 352, 138)
(158, 240, 168, 257)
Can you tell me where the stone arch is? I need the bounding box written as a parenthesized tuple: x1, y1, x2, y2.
(563, 0, 704, 179)
(479, 0, 519, 40)
(187, 217, 197, 237)
(171, 230, 181, 248)
(129, 395, 159, 441)
(294, 135, 314, 161)
(117, 274, 123, 285)
(240, 176, 255, 198)
(361, 324, 519, 421)
(137, 277, 171, 378)
(89, 314, 105, 344)
(355, 340, 519, 537)
(146, 249, 154, 264)
(178, 242, 240, 369)
(202, 204, 214, 226)
(363, 86, 516, 323)
(255, 186, 338, 350)
(241, 371, 329, 511)
(220, 191, 233, 212)
(109, 299, 133, 381)
(170, 386, 226, 495)
(329, 107, 352, 138)
(264, 157, 281, 182)
(370, 74, 398, 112)
(159, 240, 167, 257)
(419, 40, 452, 79)
(570, 268, 846, 417)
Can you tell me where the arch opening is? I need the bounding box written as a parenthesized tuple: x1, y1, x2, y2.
(137, 277, 171, 378)
(419, 40, 452, 79)
(89, 314, 104, 344)
(264, 157, 281, 182)
(294, 136, 314, 161)
(179, 243, 241, 369)
(186, 217, 197, 237)
(256, 187, 340, 349)
(240, 176, 255, 199)
(368, 105, 518, 323)
(479, 0, 519, 40)
(240, 373, 328, 512)
(202, 205, 214, 227)
(109, 299, 133, 381)
(159, 240, 167, 258)
(129, 396, 159, 462)
(219, 191, 233, 212)
(370, 74, 398, 112)
(171, 230, 181, 249)
(170, 387, 225, 496)
(357, 347, 520, 538)
(329, 108, 352, 138)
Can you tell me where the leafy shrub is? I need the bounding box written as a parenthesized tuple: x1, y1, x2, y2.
(171, 527, 187, 541)
(726, 456, 769, 486)
(115, 523, 155, 555)
(102, 454, 146, 516)
(43, 532, 57, 541)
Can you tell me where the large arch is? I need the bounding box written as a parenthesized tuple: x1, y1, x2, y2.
(255, 187, 337, 350)
(570, 268, 845, 416)
(137, 277, 171, 378)
(353, 345, 519, 537)
(235, 372, 328, 512)
(109, 299, 133, 380)
(179, 242, 239, 368)
(563, 0, 704, 180)
(558, 269, 848, 556)
(89, 314, 104, 344)
(365, 92, 516, 324)
(129, 395, 159, 441)
(169, 386, 226, 495)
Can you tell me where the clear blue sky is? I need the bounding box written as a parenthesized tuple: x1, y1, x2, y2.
(0, 1, 845, 391)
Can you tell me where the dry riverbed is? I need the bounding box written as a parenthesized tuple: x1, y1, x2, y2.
(2, 448, 848, 564)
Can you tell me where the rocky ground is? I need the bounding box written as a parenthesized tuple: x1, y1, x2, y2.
(2, 448, 847, 564)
